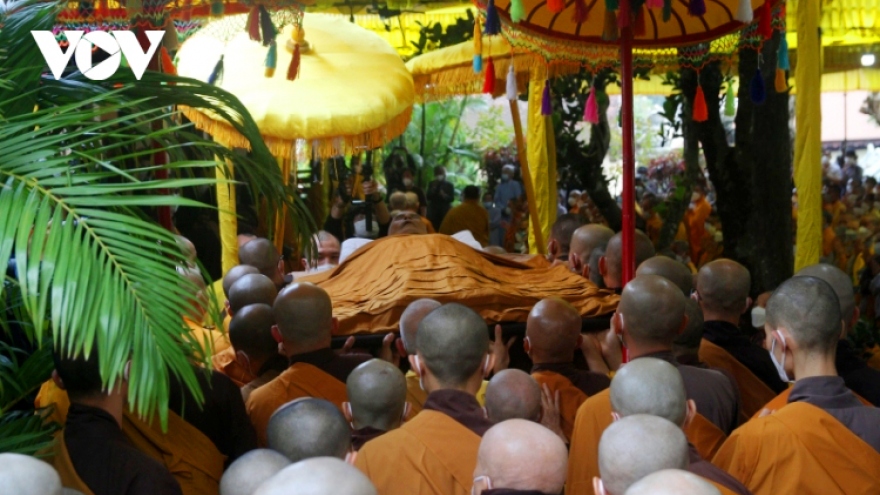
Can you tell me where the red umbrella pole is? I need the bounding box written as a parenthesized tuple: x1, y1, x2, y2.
(619, 24, 636, 286)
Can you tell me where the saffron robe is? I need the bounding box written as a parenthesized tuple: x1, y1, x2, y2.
(355, 409, 481, 495)
(531, 370, 589, 441)
(699, 339, 776, 422)
(184, 317, 231, 355)
(211, 346, 249, 387)
(404, 370, 488, 418)
(712, 402, 880, 495)
(752, 387, 871, 419)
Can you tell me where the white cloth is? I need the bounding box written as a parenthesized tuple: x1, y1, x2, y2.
(339, 232, 483, 264)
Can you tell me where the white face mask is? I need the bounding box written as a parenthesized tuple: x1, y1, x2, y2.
(308, 263, 335, 273)
(691, 192, 701, 202)
(568, 197, 578, 206)
(769, 331, 791, 382)
(403, 178, 413, 187)
(751, 306, 766, 328)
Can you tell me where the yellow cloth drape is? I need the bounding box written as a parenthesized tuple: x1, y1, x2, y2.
(216, 159, 238, 275)
(793, 0, 822, 271)
(526, 75, 556, 255)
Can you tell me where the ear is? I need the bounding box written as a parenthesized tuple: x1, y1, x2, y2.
(742, 297, 753, 315)
(548, 239, 559, 258)
(408, 354, 423, 378)
(570, 252, 582, 273)
(482, 406, 489, 419)
(301, 258, 309, 270)
(224, 300, 232, 317)
(593, 477, 607, 495)
(401, 402, 412, 422)
(682, 399, 697, 430)
(610, 411, 621, 422)
(599, 256, 608, 277)
(396, 339, 407, 357)
(612, 312, 624, 337)
(51, 370, 66, 390)
(483, 353, 496, 378)
(582, 262, 591, 281)
(277, 258, 285, 275)
(271, 325, 283, 343)
(677, 314, 689, 336)
(331, 317, 339, 334)
(235, 350, 250, 370)
(342, 402, 353, 422)
(523, 336, 532, 355)
(345, 450, 358, 466)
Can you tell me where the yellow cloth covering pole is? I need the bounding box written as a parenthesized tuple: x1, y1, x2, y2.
(510, 98, 545, 255)
(216, 158, 238, 275)
(526, 74, 555, 255)
(793, 0, 822, 271)
(274, 155, 291, 256)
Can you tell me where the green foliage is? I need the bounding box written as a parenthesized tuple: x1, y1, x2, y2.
(408, 10, 475, 60)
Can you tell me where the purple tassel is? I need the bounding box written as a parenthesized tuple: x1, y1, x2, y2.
(750, 68, 766, 104)
(485, 0, 501, 35)
(688, 0, 706, 16)
(541, 80, 552, 116)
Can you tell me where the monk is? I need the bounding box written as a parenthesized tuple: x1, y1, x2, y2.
(0, 453, 63, 495)
(471, 420, 568, 495)
(356, 303, 495, 495)
(673, 299, 706, 367)
(344, 359, 409, 450)
(253, 457, 377, 495)
(569, 224, 614, 281)
(546, 213, 586, 265)
(227, 274, 277, 316)
(796, 263, 880, 405)
(405, 191, 437, 234)
(219, 449, 289, 495)
(696, 260, 787, 418)
(598, 231, 656, 291)
(49, 349, 182, 494)
(239, 238, 288, 290)
(221, 265, 260, 301)
(179, 267, 230, 354)
(610, 359, 751, 495)
(624, 470, 722, 495)
(300, 230, 341, 272)
(388, 210, 430, 236)
(636, 255, 694, 296)
(266, 398, 354, 463)
(526, 297, 610, 440)
(228, 304, 289, 401)
(439, 186, 490, 246)
(713, 276, 880, 494)
(484, 369, 542, 423)
(685, 186, 712, 262)
(246, 283, 371, 445)
(595, 415, 689, 495)
(567, 275, 739, 495)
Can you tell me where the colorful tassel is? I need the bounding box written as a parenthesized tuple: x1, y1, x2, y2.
(633, 6, 646, 36)
(750, 68, 766, 104)
(247, 6, 261, 41)
(506, 65, 518, 100)
(693, 84, 708, 122)
(208, 55, 223, 85)
(483, 57, 496, 94)
(759, 0, 772, 40)
(474, 18, 483, 73)
(646, 0, 663, 7)
(662, 0, 672, 21)
(541, 80, 552, 116)
(160, 46, 176, 75)
(265, 41, 277, 78)
(259, 6, 276, 46)
(777, 36, 790, 70)
(287, 43, 300, 81)
(511, 0, 526, 22)
(724, 82, 736, 116)
(474, 54, 483, 73)
(584, 85, 599, 124)
(210, 0, 223, 16)
(774, 68, 787, 93)
(572, 0, 588, 23)
(688, 0, 705, 16)
(602, 9, 619, 41)
(605, 0, 618, 10)
(485, 0, 501, 35)
(618, 0, 631, 29)
(163, 20, 179, 51)
(547, 0, 565, 14)
(735, 0, 752, 23)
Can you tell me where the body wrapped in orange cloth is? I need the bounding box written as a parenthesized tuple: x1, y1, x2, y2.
(298, 234, 619, 335)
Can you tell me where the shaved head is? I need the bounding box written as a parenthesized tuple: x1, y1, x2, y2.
(602, 231, 656, 288)
(636, 256, 694, 296)
(0, 453, 62, 495)
(484, 369, 542, 423)
(618, 275, 686, 346)
(176, 235, 197, 264)
(220, 449, 290, 495)
(610, 358, 688, 426)
(796, 263, 857, 329)
(526, 297, 581, 362)
(550, 214, 587, 257)
(273, 283, 333, 347)
(766, 276, 842, 354)
(229, 304, 277, 362)
(598, 415, 689, 495)
(416, 303, 489, 388)
(570, 224, 614, 265)
(624, 470, 721, 495)
(673, 299, 705, 351)
(253, 457, 377, 495)
(475, 420, 568, 494)
(388, 211, 428, 236)
(267, 399, 351, 463)
(229, 274, 278, 314)
(223, 265, 260, 298)
(696, 259, 751, 315)
(346, 359, 407, 431)
(240, 238, 283, 287)
(399, 299, 441, 355)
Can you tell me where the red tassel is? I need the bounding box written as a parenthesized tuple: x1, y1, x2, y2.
(160, 46, 176, 75)
(247, 6, 261, 42)
(633, 6, 646, 36)
(759, 0, 772, 40)
(547, 0, 565, 14)
(572, 0, 588, 23)
(287, 43, 301, 80)
(483, 57, 496, 94)
(693, 84, 708, 122)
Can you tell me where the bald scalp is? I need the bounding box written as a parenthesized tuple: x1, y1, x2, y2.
(570, 224, 614, 263)
(610, 358, 688, 426)
(229, 304, 277, 361)
(604, 231, 656, 280)
(598, 415, 689, 495)
(624, 469, 721, 495)
(636, 256, 694, 296)
(0, 453, 62, 495)
(526, 298, 582, 361)
(222, 265, 260, 298)
(346, 359, 407, 431)
(766, 276, 842, 354)
(416, 303, 489, 387)
(267, 399, 351, 463)
(696, 259, 751, 314)
(795, 263, 857, 327)
(399, 299, 441, 354)
(273, 283, 333, 346)
(220, 449, 290, 495)
(484, 369, 542, 423)
(619, 275, 686, 346)
(477, 420, 568, 494)
(673, 299, 705, 350)
(551, 214, 587, 256)
(253, 457, 377, 495)
(228, 274, 278, 313)
(240, 238, 280, 275)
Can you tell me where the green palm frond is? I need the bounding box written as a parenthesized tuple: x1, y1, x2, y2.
(0, 410, 59, 456)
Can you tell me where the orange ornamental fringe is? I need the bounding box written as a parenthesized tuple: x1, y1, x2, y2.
(179, 105, 414, 160)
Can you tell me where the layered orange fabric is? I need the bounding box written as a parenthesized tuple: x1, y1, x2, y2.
(246, 362, 348, 446)
(439, 202, 490, 247)
(211, 347, 249, 387)
(299, 235, 619, 335)
(355, 409, 481, 495)
(50, 432, 97, 495)
(36, 380, 70, 425)
(751, 386, 871, 419)
(685, 197, 711, 261)
(566, 389, 727, 495)
(712, 402, 880, 495)
(699, 339, 776, 422)
(420, 216, 436, 234)
(532, 371, 588, 442)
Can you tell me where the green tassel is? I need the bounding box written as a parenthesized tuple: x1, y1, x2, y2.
(724, 82, 736, 116)
(510, 0, 525, 22)
(605, 0, 618, 10)
(663, 0, 672, 21)
(210, 0, 223, 16)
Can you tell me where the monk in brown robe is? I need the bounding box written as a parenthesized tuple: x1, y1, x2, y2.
(255, 457, 377, 495)
(546, 213, 586, 266)
(610, 359, 751, 495)
(471, 419, 568, 495)
(344, 359, 409, 450)
(484, 369, 542, 423)
(238, 238, 288, 290)
(356, 303, 495, 495)
(674, 299, 707, 367)
(567, 275, 739, 495)
(228, 304, 288, 401)
(266, 398, 354, 463)
(624, 470, 722, 495)
(598, 231, 656, 292)
(696, 260, 787, 419)
(636, 255, 694, 297)
(0, 453, 64, 495)
(526, 297, 610, 440)
(569, 224, 614, 281)
(713, 276, 880, 494)
(219, 449, 289, 495)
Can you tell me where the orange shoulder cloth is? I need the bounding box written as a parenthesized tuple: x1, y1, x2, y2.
(698, 339, 776, 421)
(532, 371, 588, 442)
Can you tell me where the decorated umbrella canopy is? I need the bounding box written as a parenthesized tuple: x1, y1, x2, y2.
(176, 13, 415, 271)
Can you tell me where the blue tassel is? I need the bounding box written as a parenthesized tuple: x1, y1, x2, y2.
(208, 55, 224, 85)
(485, 0, 501, 35)
(264, 42, 277, 77)
(474, 54, 483, 73)
(778, 36, 790, 70)
(750, 68, 766, 104)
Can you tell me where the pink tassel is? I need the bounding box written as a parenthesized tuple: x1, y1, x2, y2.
(584, 86, 599, 124)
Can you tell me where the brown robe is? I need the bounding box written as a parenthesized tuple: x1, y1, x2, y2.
(687, 445, 752, 495)
(404, 371, 488, 419)
(699, 339, 776, 422)
(530, 371, 589, 442)
(51, 433, 98, 495)
(752, 386, 871, 419)
(211, 346, 249, 387)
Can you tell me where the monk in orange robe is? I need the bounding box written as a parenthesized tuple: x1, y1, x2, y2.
(343, 359, 409, 450)
(684, 187, 711, 262)
(713, 277, 880, 494)
(439, 186, 490, 246)
(246, 283, 370, 446)
(226, 304, 289, 401)
(526, 297, 610, 441)
(597, 231, 656, 292)
(355, 303, 495, 495)
(567, 275, 740, 495)
(568, 224, 614, 281)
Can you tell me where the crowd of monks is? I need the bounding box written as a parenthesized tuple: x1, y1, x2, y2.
(3, 209, 880, 495)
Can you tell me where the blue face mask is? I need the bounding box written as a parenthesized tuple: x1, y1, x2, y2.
(483, 202, 493, 209)
(501, 174, 511, 182)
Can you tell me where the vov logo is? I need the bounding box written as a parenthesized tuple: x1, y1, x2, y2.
(31, 30, 164, 81)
